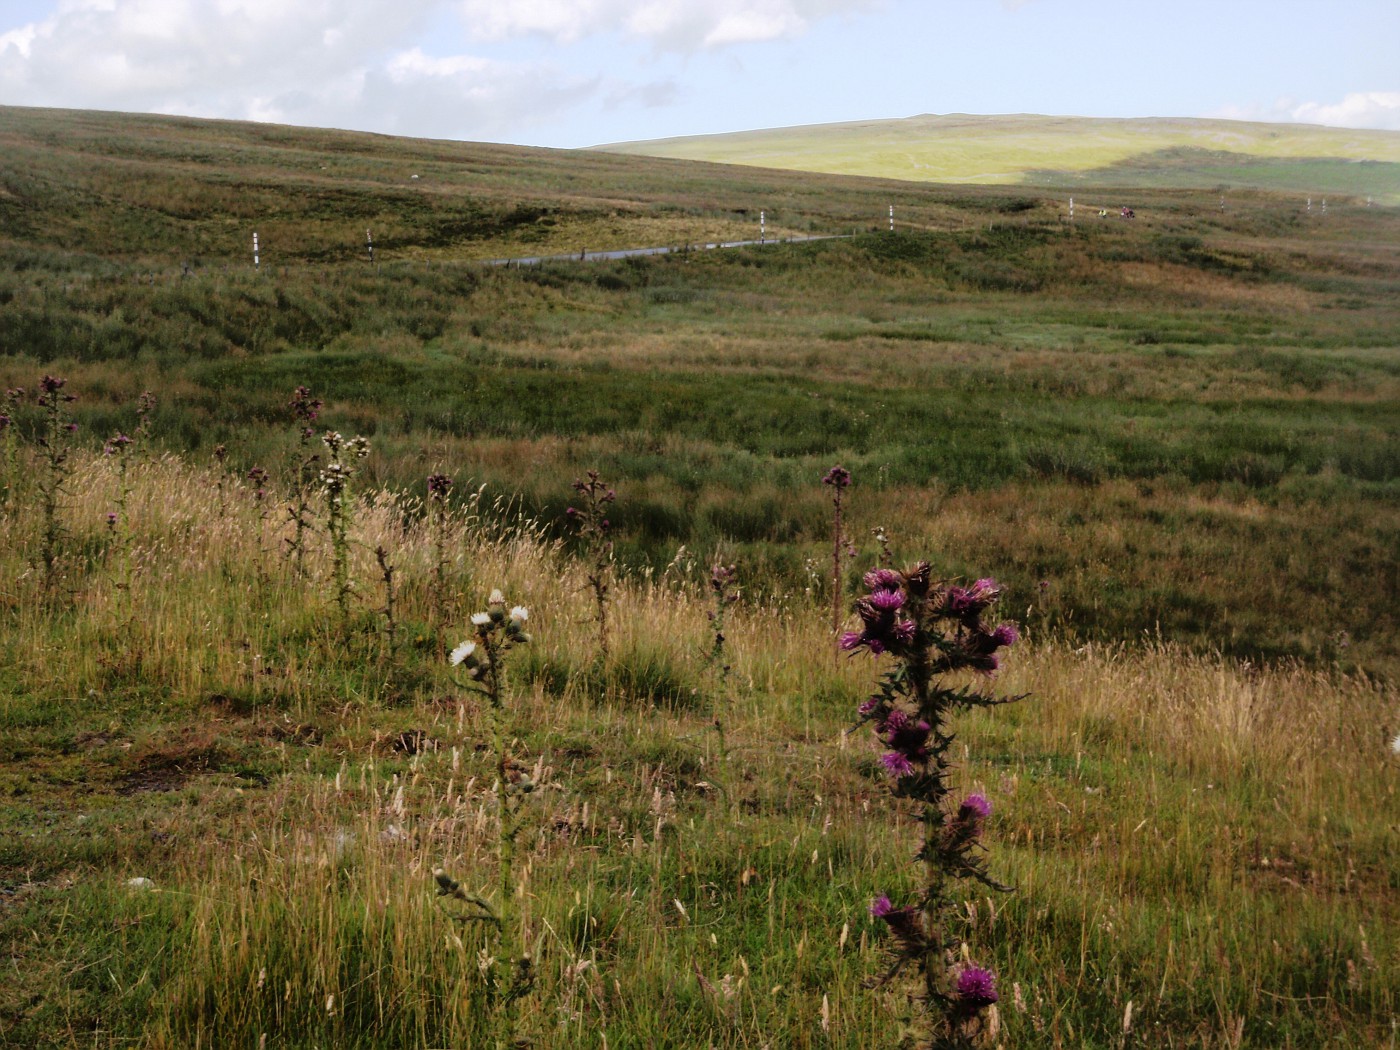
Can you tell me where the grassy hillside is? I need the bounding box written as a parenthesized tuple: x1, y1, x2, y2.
(0, 105, 1397, 1048)
(2, 105, 1397, 678)
(598, 113, 1400, 202)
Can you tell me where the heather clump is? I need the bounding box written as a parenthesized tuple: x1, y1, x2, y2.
(848, 563, 1024, 1048)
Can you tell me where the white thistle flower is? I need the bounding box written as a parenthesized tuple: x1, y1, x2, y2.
(470, 612, 490, 626)
(509, 606, 529, 624)
(489, 588, 505, 605)
(1392, 732, 1400, 756)
(449, 640, 476, 666)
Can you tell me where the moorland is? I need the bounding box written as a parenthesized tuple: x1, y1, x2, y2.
(0, 105, 1397, 1048)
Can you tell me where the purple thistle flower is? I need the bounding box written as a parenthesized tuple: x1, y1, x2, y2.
(863, 568, 903, 590)
(40, 375, 66, 394)
(857, 696, 881, 717)
(869, 895, 893, 918)
(0, 414, 10, 431)
(427, 472, 453, 499)
(960, 794, 993, 821)
(64, 422, 79, 433)
(821, 465, 851, 489)
(839, 632, 865, 651)
(955, 966, 998, 1007)
(969, 578, 1000, 601)
(105, 512, 118, 527)
(880, 751, 915, 777)
(992, 622, 1020, 648)
(869, 587, 905, 611)
(891, 619, 916, 644)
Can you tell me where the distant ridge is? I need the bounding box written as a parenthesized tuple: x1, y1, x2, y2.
(595, 113, 1400, 200)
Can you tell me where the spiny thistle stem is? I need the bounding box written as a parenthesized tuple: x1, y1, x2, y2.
(103, 430, 137, 602)
(285, 385, 322, 577)
(320, 430, 370, 635)
(374, 545, 397, 653)
(706, 560, 740, 778)
(567, 470, 615, 661)
(822, 465, 852, 663)
(246, 466, 271, 585)
(427, 472, 453, 637)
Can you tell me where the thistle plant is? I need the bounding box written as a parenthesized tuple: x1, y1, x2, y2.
(566, 470, 615, 660)
(427, 472, 453, 632)
(705, 561, 740, 684)
(441, 590, 535, 1047)
(822, 465, 852, 660)
(374, 545, 397, 653)
(319, 430, 370, 633)
(104, 431, 136, 598)
(705, 560, 741, 797)
(35, 375, 78, 597)
(284, 385, 323, 576)
(845, 565, 1023, 1048)
(246, 466, 271, 581)
(873, 524, 895, 567)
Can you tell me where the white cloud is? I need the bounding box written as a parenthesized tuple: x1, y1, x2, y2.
(1212, 92, 1400, 132)
(0, 0, 611, 140)
(1290, 92, 1400, 131)
(456, 0, 879, 51)
(0, 0, 885, 141)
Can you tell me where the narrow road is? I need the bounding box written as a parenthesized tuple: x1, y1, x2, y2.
(481, 234, 847, 267)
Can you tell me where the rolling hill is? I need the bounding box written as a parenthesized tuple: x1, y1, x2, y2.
(597, 113, 1400, 202)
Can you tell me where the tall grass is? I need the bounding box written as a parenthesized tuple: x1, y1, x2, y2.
(0, 450, 1394, 1048)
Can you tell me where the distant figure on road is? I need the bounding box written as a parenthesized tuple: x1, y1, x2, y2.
(1120, 206, 1135, 219)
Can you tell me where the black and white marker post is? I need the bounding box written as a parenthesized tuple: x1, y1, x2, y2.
(253, 231, 260, 271)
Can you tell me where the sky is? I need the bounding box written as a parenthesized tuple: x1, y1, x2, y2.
(1, 0, 1397, 149)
